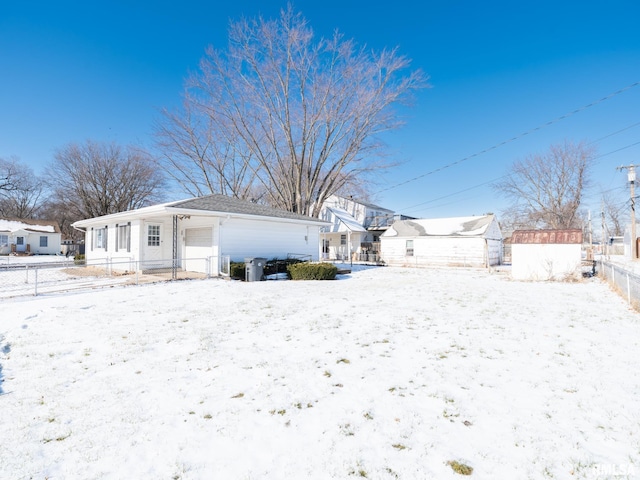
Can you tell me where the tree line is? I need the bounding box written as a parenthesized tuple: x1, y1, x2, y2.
(0, 6, 625, 241)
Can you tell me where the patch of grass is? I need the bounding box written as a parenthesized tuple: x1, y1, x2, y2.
(203, 414, 212, 419)
(337, 358, 350, 364)
(340, 423, 355, 436)
(231, 392, 244, 398)
(447, 460, 473, 475)
(324, 370, 332, 377)
(363, 412, 374, 420)
(392, 444, 407, 450)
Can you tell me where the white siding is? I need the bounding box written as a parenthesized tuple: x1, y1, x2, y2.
(382, 236, 490, 267)
(84, 220, 141, 271)
(512, 244, 582, 280)
(220, 217, 320, 262)
(29, 233, 61, 255)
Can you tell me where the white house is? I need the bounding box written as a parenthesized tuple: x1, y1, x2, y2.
(380, 215, 503, 268)
(319, 195, 396, 261)
(0, 218, 62, 255)
(511, 229, 583, 281)
(71, 194, 330, 276)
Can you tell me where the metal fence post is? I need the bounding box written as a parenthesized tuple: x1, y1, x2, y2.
(34, 268, 38, 296)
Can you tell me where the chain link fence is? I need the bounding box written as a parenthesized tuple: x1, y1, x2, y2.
(597, 258, 640, 308)
(0, 256, 229, 299)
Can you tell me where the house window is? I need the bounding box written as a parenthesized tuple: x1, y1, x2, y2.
(406, 239, 414, 256)
(40, 236, 48, 247)
(16, 236, 24, 246)
(148, 225, 160, 247)
(340, 234, 347, 245)
(117, 223, 131, 252)
(0, 234, 7, 247)
(95, 227, 106, 249)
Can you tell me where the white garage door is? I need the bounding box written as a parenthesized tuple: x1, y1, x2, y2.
(186, 228, 212, 247)
(185, 228, 213, 273)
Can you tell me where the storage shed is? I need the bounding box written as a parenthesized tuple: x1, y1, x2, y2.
(511, 229, 583, 281)
(380, 214, 502, 268)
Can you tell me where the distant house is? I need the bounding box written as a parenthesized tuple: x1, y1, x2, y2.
(380, 215, 503, 268)
(0, 218, 62, 255)
(71, 194, 330, 276)
(511, 229, 582, 281)
(319, 195, 396, 261)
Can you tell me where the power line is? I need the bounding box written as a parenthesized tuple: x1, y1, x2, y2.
(400, 139, 640, 215)
(375, 80, 640, 196)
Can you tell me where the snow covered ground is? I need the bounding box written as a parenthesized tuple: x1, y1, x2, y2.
(1, 266, 638, 479)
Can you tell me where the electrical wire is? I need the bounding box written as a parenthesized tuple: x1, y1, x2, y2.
(400, 139, 640, 216)
(375, 80, 640, 196)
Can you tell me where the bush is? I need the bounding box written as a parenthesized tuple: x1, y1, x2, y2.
(230, 261, 246, 280)
(287, 262, 337, 280)
(264, 258, 304, 277)
(74, 254, 86, 265)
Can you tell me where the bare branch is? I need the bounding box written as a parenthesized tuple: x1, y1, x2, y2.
(495, 141, 595, 229)
(154, 6, 427, 215)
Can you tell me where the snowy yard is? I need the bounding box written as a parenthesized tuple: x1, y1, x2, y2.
(1, 266, 638, 479)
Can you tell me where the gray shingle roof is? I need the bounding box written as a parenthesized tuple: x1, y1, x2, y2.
(170, 194, 328, 224)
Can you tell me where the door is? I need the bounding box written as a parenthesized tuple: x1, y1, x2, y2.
(143, 223, 164, 268)
(184, 227, 213, 274)
(16, 236, 26, 252)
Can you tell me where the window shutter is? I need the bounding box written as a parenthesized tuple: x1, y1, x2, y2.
(115, 224, 119, 252)
(104, 225, 108, 251)
(127, 222, 131, 253)
(91, 228, 94, 251)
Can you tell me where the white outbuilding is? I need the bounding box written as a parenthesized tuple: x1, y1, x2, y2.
(71, 194, 330, 276)
(380, 214, 503, 268)
(511, 229, 583, 281)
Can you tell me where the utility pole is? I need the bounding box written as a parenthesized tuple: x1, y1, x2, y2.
(618, 164, 637, 260)
(601, 199, 606, 257)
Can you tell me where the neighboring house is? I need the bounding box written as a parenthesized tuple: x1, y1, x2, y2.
(0, 218, 62, 255)
(380, 215, 503, 268)
(511, 229, 583, 281)
(319, 195, 396, 261)
(71, 194, 330, 276)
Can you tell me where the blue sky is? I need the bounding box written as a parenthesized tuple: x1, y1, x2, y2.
(2, 0, 639, 220)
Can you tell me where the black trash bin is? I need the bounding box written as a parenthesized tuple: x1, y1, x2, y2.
(245, 257, 267, 281)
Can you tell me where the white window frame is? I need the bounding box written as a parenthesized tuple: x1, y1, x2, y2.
(406, 239, 414, 257)
(147, 225, 161, 247)
(95, 227, 106, 249)
(116, 223, 131, 252)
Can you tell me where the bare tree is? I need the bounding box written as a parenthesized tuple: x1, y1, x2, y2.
(0, 156, 23, 196)
(602, 191, 626, 237)
(47, 140, 165, 219)
(495, 141, 595, 229)
(155, 6, 427, 216)
(0, 157, 47, 218)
